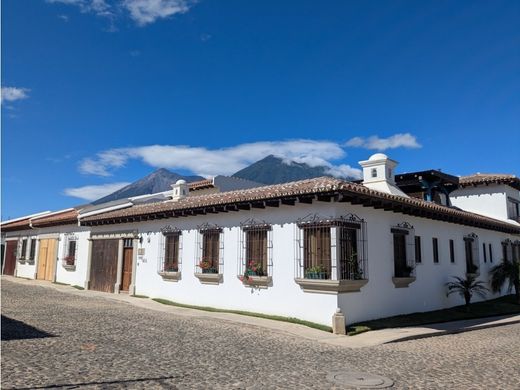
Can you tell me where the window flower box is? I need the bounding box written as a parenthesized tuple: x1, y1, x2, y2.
(159, 271, 181, 281)
(391, 277, 416, 288)
(195, 272, 222, 285)
(295, 278, 368, 294)
(304, 265, 328, 280)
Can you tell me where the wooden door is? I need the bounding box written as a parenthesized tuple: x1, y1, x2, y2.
(90, 239, 119, 293)
(37, 239, 57, 281)
(121, 244, 133, 292)
(3, 241, 17, 276)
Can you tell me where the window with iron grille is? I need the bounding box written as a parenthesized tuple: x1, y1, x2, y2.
(449, 239, 455, 263)
(464, 233, 479, 274)
(507, 197, 520, 221)
(28, 238, 36, 261)
(432, 238, 439, 263)
(391, 222, 415, 277)
(239, 219, 272, 278)
(295, 214, 367, 281)
(158, 225, 182, 273)
(19, 239, 28, 260)
(62, 233, 79, 266)
(502, 239, 513, 262)
(513, 241, 520, 262)
(414, 236, 422, 263)
(195, 223, 223, 274)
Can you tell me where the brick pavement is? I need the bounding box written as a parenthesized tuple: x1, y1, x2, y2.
(2, 279, 519, 389)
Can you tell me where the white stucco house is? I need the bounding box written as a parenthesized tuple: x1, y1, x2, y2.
(2, 154, 520, 330)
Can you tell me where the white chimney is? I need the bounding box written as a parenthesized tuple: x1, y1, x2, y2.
(358, 153, 409, 197)
(171, 179, 188, 201)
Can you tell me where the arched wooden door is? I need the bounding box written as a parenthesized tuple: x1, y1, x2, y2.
(37, 239, 57, 281)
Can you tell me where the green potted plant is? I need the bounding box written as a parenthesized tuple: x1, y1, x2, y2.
(346, 253, 364, 280)
(305, 264, 328, 279)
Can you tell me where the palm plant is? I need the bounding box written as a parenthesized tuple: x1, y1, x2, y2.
(446, 274, 488, 311)
(489, 258, 520, 304)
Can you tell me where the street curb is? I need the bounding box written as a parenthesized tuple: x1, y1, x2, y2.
(385, 317, 520, 344)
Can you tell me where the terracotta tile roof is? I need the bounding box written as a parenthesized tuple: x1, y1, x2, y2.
(1, 218, 32, 232)
(1, 209, 79, 232)
(188, 179, 214, 191)
(460, 174, 520, 191)
(31, 209, 79, 228)
(81, 177, 520, 234)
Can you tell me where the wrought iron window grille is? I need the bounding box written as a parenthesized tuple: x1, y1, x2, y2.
(391, 222, 416, 277)
(195, 223, 224, 274)
(464, 233, 480, 274)
(238, 219, 273, 280)
(294, 214, 367, 281)
(158, 226, 182, 274)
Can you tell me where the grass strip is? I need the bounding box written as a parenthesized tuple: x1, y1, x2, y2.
(348, 294, 520, 336)
(131, 294, 149, 298)
(152, 298, 332, 333)
(52, 281, 70, 286)
(72, 285, 84, 290)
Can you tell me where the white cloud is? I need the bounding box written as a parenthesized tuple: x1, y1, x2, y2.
(345, 133, 421, 151)
(1, 87, 30, 104)
(64, 182, 130, 201)
(79, 140, 357, 178)
(47, 0, 112, 16)
(123, 0, 191, 26)
(58, 14, 70, 21)
(48, 0, 193, 26)
(79, 140, 363, 179)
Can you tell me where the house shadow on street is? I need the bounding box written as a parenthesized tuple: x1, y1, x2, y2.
(1, 315, 56, 341)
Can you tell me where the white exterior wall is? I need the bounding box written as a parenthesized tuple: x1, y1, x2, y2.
(4, 225, 90, 286)
(54, 228, 91, 286)
(92, 202, 341, 326)
(5, 199, 519, 327)
(450, 184, 509, 221)
(337, 204, 516, 324)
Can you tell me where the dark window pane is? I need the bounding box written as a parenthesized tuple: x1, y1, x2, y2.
(393, 233, 407, 276)
(449, 239, 455, 263)
(246, 230, 268, 275)
(339, 227, 359, 279)
(29, 239, 36, 260)
(432, 238, 439, 263)
(415, 236, 422, 263)
(164, 234, 179, 272)
(303, 227, 331, 278)
(202, 231, 220, 271)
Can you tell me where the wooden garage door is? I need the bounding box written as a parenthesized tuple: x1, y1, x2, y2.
(3, 241, 17, 276)
(37, 239, 58, 281)
(90, 239, 119, 293)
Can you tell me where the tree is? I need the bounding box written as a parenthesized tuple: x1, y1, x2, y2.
(446, 274, 489, 310)
(489, 258, 520, 304)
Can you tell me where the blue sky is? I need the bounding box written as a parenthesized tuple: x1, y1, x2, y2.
(2, 0, 519, 220)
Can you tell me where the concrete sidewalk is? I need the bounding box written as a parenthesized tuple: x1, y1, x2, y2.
(3, 276, 519, 349)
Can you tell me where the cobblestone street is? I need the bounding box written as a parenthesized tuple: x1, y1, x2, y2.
(2, 279, 520, 389)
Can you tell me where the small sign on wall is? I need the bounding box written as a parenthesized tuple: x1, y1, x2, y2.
(138, 248, 145, 256)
